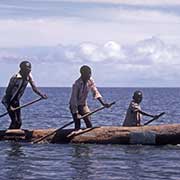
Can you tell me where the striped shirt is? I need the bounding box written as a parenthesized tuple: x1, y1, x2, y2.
(123, 100, 142, 126)
(2, 72, 33, 108)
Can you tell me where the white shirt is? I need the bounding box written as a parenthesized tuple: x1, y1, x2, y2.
(69, 77, 102, 113)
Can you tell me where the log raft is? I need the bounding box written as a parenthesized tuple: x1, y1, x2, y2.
(0, 124, 180, 145)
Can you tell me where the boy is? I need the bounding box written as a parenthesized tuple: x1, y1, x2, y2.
(69, 65, 110, 130)
(123, 90, 157, 126)
(2, 61, 47, 129)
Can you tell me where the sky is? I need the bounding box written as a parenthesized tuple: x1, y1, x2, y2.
(0, 0, 180, 87)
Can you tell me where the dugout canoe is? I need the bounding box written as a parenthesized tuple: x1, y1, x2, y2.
(0, 124, 180, 145)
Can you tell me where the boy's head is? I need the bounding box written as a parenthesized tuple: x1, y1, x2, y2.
(80, 65, 91, 82)
(133, 90, 143, 103)
(19, 61, 31, 77)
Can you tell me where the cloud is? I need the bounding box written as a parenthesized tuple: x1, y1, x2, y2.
(125, 36, 180, 65)
(0, 3, 180, 47)
(0, 36, 179, 66)
(87, 8, 180, 23)
(0, 37, 180, 87)
(0, 1, 179, 87)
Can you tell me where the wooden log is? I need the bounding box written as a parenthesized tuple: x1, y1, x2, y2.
(0, 124, 180, 145)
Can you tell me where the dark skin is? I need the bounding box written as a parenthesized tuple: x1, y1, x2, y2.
(20, 68, 31, 79)
(81, 71, 111, 108)
(134, 96, 158, 126)
(20, 67, 48, 99)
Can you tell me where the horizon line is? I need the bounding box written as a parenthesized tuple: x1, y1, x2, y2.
(0, 86, 180, 88)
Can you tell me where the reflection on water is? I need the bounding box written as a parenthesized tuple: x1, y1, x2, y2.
(123, 146, 142, 180)
(70, 144, 93, 180)
(3, 142, 26, 180)
(0, 143, 180, 180)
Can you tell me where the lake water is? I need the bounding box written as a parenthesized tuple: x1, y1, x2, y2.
(0, 87, 180, 180)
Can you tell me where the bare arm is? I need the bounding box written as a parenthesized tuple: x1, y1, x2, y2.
(90, 79, 111, 108)
(138, 109, 154, 118)
(29, 77, 47, 99)
(97, 97, 110, 108)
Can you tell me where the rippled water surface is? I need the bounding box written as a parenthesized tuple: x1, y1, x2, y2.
(0, 87, 180, 180)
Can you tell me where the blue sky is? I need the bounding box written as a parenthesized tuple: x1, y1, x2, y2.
(0, 0, 180, 87)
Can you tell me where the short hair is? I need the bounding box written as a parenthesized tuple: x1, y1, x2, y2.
(80, 65, 91, 74)
(19, 61, 31, 70)
(133, 90, 143, 100)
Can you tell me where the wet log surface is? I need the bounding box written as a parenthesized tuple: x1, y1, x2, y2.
(0, 124, 180, 145)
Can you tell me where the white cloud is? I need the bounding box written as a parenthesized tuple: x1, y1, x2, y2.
(0, 37, 179, 65)
(0, 37, 180, 87)
(91, 8, 180, 23)
(79, 43, 101, 62)
(0, 1, 179, 87)
(0, 4, 180, 47)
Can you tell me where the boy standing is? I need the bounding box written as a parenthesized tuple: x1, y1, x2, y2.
(2, 61, 47, 129)
(69, 65, 110, 130)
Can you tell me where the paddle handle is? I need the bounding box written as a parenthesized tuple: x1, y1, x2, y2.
(143, 112, 165, 125)
(0, 97, 44, 118)
(0, 112, 9, 118)
(12, 97, 44, 111)
(33, 101, 116, 144)
(79, 101, 116, 120)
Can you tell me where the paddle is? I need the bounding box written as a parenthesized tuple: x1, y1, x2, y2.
(0, 97, 44, 118)
(143, 112, 165, 125)
(32, 101, 116, 144)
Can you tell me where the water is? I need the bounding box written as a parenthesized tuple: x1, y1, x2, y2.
(0, 87, 180, 180)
